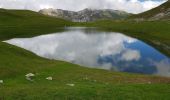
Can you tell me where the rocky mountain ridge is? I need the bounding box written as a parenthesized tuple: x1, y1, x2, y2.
(39, 8, 131, 22)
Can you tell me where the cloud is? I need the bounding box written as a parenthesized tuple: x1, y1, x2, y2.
(0, 0, 166, 14)
(121, 49, 141, 61)
(4, 28, 139, 69)
(154, 59, 170, 77)
(5, 27, 170, 77)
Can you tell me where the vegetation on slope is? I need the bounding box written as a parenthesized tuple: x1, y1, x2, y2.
(0, 9, 73, 40)
(1, 42, 170, 99)
(131, 0, 170, 20)
(0, 9, 170, 99)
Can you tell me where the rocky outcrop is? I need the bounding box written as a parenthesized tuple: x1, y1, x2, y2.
(39, 8, 131, 22)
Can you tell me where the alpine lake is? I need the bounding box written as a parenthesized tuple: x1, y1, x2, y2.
(5, 27, 170, 77)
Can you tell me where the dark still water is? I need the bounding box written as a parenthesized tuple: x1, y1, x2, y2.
(5, 27, 170, 77)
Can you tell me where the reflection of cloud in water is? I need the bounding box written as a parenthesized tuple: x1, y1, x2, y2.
(4, 28, 170, 77)
(121, 49, 141, 61)
(154, 60, 170, 77)
(5, 31, 139, 68)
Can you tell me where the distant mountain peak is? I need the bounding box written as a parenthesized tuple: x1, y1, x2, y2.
(39, 8, 131, 22)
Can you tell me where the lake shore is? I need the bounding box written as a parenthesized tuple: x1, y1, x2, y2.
(0, 9, 170, 99)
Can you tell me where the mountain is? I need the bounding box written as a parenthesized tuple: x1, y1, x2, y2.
(39, 8, 131, 22)
(132, 0, 170, 20)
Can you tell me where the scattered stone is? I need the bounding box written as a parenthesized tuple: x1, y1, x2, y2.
(46, 77, 53, 81)
(25, 73, 35, 81)
(148, 81, 152, 84)
(25, 73, 35, 77)
(0, 80, 3, 84)
(66, 84, 75, 87)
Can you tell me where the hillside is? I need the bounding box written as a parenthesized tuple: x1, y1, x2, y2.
(0, 8, 72, 40)
(0, 8, 71, 26)
(39, 8, 131, 22)
(0, 9, 170, 99)
(132, 0, 170, 20)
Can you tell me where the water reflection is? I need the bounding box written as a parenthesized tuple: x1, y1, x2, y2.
(5, 27, 170, 77)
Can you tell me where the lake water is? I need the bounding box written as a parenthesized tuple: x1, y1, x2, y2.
(5, 27, 170, 77)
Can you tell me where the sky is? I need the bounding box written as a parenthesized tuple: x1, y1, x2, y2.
(0, 0, 167, 14)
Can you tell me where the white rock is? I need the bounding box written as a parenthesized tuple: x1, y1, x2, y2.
(0, 80, 3, 84)
(26, 77, 33, 81)
(66, 84, 75, 87)
(46, 77, 53, 81)
(148, 81, 152, 84)
(25, 73, 35, 77)
(25, 73, 35, 81)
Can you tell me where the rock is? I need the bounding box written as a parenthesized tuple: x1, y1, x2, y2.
(0, 80, 3, 84)
(39, 8, 131, 22)
(46, 77, 53, 81)
(150, 13, 165, 20)
(25, 73, 35, 77)
(148, 81, 152, 84)
(66, 84, 75, 87)
(25, 73, 35, 81)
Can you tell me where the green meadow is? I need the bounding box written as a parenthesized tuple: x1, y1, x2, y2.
(0, 9, 170, 99)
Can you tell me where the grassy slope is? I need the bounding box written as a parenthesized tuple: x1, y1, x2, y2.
(131, 1, 170, 19)
(1, 42, 170, 100)
(0, 9, 73, 40)
(0, 9, 170, 99)
(76, 20, 170, 56)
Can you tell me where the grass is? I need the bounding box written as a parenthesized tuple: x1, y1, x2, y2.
(75, 20, 170, 56)
(1, 42, 170, 100)
(0, 9, 73, 40)
(131, 1, 170, 19)
(0, 9, 170, 99)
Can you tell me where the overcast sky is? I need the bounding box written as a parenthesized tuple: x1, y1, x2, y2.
(0, 0, 167, 14)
